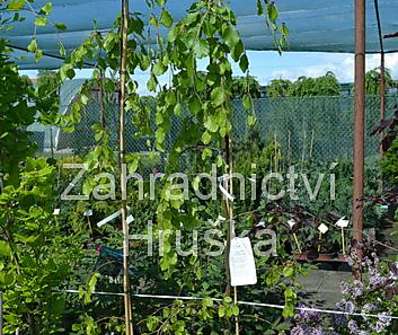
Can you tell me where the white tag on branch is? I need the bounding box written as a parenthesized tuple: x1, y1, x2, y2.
(318, 223, 329, 234)
(229, 237, 257, 287)
(287, 219, 296, 229)
(53, 208, 60, 216)
(83, 209, 93, 217)
(126, 215, 135, 224)
(336, 217, 349, 228)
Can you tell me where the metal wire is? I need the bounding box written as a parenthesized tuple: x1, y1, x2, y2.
(61, 289, 398, 320)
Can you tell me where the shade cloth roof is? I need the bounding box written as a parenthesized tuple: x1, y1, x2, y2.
(2, 0, 398, 69)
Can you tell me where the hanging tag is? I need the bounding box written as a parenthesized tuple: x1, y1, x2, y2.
(126, 215, 134, 224)
(336, 217, 349, 228)
(229, 237, 257, 286)
(318, 223, 329, 234)
(53, 208, 60, 216)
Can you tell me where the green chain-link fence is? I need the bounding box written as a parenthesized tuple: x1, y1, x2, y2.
(33, 92, 398, 163)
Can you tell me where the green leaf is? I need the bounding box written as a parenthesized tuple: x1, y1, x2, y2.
(80, 94, 89, 106)
(232, 305, 240, 316)
(160, 10, 173, 28)
(202, 148, 212, 160)
(211, 87, 226, 107)
(174, 103, 182, 116)
(55, 22, 67, 31)
(188, 97, 201, 114)
(40, 2, 53, 15)
(193, 39, 209, 58)
(34, 49, 43, 62)
(242, 95, 252, 110)
(222, 24, 240, 49)
(27, 38, 38, 53)
(152, 61, 167, 76)
(239, 54, 249, 72)
(283, 266, 294, 278)
(34, 16, 48, 27)
(147, 74, 158, 92)
(146, 316, 160, 332)
(59, 41, 66, 57)
(7, 0, 25, 10)
(0, 241, 11, 257)
(247, 114, 256, 127)
(218, 305, 225, 318)
(281, 22, 289, 36)
(201, 131, 212, 145)
(204, 115, 219, 133)
(267, 2, 279, 22)
(140, 54, 150, 71)
(149, 15, 159, 27)
(256, 0, 264, 15)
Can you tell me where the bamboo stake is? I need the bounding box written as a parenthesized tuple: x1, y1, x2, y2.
(99, 69, 107, 129)
(341, 228, 346, 255)
(119, 0, 134, 334)
(287, 130, 292, 167)
(223, 135, 239, 335)
(0, 291, 3, 335)
(309, 129, 315, 161)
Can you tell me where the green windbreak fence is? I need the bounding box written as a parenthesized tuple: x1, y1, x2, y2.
(231, 96, 397, 162)
(35, 95, 398, 163)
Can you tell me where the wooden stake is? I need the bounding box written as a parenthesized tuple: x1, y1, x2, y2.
(119, 0, 134, 334)
(223, 135, 239, 335)
(0, 291, 3, 335)
(352, 0, 366, 281)
(341, 228, 346, 256)
(293, 233, 302, 254)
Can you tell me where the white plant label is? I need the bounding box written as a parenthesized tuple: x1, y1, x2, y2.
(336, 217, 349, 228)
(229, 237, 257, 287)
(84, 209, 93, 217)
(318, 223, 329, 234)
(53, 208, 60, 216)
(256, 220, 266, 228)
(287, 219, 296, 229)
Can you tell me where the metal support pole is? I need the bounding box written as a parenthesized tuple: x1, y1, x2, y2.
(374, 0, 385, 158)
(119, 0, 134, 334)
(352, 0, 366, 280)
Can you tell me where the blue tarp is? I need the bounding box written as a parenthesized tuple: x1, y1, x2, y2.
(2, 0, 398, 69)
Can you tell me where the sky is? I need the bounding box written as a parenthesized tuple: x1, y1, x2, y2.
(22, 51, 398, 95)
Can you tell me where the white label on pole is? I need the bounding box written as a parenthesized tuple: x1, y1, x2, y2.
(126, 215, 134, 224)
(287, 219, 296, 229)
(84, 209, 93, 217)
(318, 223, 329, 234)
(336, 217, 349, 228)
(229, 237, 257, 287)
